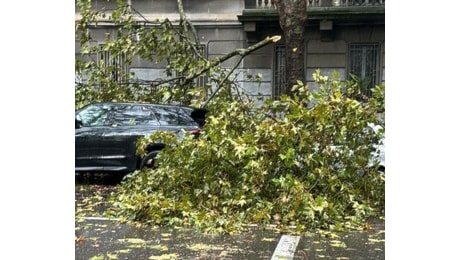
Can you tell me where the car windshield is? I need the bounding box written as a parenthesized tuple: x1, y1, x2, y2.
(76, 104, 110, 127)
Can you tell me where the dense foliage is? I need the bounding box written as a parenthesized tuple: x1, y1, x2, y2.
(108, 72, 385, 234)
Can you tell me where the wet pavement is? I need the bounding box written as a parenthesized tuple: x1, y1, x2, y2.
(75, 219, 384, 259)
(75, 173, 385, 259)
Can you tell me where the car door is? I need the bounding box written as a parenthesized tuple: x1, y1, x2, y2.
(100, 104, 160, 172)
(75, 104, 111, 171)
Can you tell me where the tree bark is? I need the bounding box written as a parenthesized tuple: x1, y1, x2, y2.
(272, 0, 307, 96)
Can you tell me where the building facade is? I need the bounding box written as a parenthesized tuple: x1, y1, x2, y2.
(75, 0, 384, 101)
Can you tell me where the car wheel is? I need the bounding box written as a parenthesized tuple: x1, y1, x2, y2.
(140, 150, 160, 169)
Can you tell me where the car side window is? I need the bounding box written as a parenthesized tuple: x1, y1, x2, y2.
(76, 105, 110, 127)
(153, 106, 197, 126)
(111, 105, 160, 126)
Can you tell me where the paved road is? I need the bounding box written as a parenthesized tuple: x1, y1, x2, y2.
(75, 173, 385, 259)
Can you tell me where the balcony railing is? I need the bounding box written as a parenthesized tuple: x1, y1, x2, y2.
(248, 0, 384, 9)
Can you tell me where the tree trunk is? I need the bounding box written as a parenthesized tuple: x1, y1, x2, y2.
(272, 0, 307, 96)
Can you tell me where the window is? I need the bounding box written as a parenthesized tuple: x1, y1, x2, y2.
(110, 105, 159, 126)
(153, 107, 197, 126)
(99, 44, 128, 83)
(349, 43, 380, 97)
(273, 44, 286, 99)
(194, 45, 207, 88)
(76, 104, 110, 127)
(176, 44, 207, 88)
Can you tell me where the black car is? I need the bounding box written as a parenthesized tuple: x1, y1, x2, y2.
(75, 102, 207, 173)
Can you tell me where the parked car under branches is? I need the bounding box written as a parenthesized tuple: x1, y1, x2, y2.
(75, 102, 207, 173)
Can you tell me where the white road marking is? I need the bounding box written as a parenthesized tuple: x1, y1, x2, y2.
(271, 235, 301, 260)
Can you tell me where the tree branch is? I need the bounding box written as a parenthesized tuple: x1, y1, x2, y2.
(177, 0, 202, 59)
(181, 35, 282, 92)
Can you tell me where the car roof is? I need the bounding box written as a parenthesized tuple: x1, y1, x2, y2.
(89, 102, 192, 107)
(78, 102, 199, 111)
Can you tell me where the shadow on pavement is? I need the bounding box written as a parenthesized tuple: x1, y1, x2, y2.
(75, 172, 127, 186)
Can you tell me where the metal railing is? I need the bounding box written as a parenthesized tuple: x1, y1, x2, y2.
(249, 0, 384, 9)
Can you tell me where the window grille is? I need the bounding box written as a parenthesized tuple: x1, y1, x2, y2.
(273, 44, 286, 99)
(195, 44, 207, 88)
(349, 43, 380, 97)
(99, 45, 128, 83)
(176, 44, 207, 88)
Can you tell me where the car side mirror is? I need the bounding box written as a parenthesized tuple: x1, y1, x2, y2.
(75, 118, 83, 129)
(190, 108, 208, 127)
